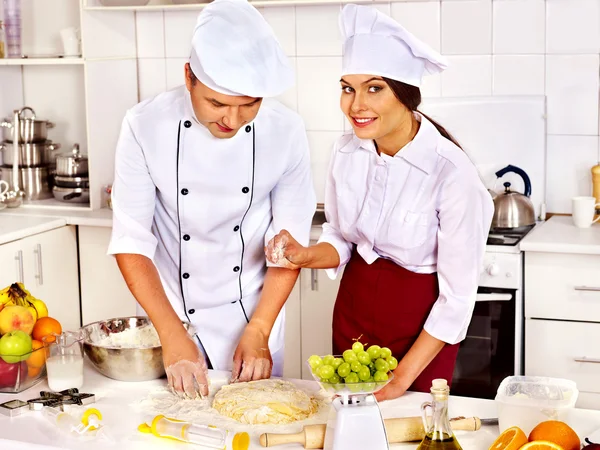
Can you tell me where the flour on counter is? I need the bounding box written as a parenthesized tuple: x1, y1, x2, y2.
(96, 325, 161, 348)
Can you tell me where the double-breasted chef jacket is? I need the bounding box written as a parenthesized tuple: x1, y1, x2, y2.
(108, 86, 316, 370)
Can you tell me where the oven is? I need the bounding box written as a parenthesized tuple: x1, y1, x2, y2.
(450, 243, 527, 400)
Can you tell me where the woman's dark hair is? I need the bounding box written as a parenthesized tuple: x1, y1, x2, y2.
(382, 77, 462, 150)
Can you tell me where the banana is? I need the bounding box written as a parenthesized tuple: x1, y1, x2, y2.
(27, 305, 38, 322)
(0, 291, 10, 305)
(30, 298, 48, 319)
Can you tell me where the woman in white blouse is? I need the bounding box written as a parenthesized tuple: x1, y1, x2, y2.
(266, 5, 494, 401)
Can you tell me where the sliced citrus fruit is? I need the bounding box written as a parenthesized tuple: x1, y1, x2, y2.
(520, 441, 565, 450)
(488, 426, 528, 450)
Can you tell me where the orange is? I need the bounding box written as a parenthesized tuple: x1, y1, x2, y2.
(32, 317, 62, 343)
(528, 421, 580, 450)
(488, 426, 528, 450)
(520, 441, 565, 450)
(26, 340, 46, 369)
(27, 365, 41, 378)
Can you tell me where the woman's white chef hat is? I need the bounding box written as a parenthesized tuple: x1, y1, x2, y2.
(340, 4, 448, 88)
(189, 0, 294, 98)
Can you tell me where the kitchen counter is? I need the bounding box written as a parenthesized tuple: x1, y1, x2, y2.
(0, 215, 66, 245)
(2, 361, 600, 450)
(520, 215, 600, 254)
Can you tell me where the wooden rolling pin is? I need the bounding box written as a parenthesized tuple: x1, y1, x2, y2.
(259, 416, 481, 448)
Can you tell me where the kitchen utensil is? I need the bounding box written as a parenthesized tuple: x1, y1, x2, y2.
(27, 389, 96, 411)
(491, 164, 536, 229)
(137, 415, 236, 449)
(53, 186, 90, 203)
(55, 143, 88, 176)
(259, 416, 482, 448)
(41, 406, 114, 443)
(54, 175, 88, 189)
(80, 316, 195, 382)
(307, 358, 391, 450)
(43, 331, 85, 392)
(1, 106, 54, 143)
(572, 196, 600, 228)
(60, 27, 80, 57)
(0, 179, 8, 198)
(592, 163, 600, 215)
(0, 400, 29, 417)
(495, 375, 578, 435)
(0, 166, 52, 200)
(0, 140, 60, 167)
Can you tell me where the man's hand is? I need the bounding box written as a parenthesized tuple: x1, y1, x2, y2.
(231, 324, 272, 383)
(265, 230, 309, 270)
(163, 330, 209, 398)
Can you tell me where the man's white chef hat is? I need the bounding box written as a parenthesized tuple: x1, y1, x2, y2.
(340, 4, 448, 88)
(189, 0, 294, 98)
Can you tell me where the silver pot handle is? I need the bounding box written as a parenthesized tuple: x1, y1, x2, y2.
(18, 106, 36, 119)
(46, 121, 55, 129)
(47, 142, 61, 151)
(0, 120, 11, 129)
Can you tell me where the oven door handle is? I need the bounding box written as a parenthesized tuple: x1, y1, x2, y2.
(476, 293, 512, 302)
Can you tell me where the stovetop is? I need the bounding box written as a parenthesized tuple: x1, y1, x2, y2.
(487, 224, 536, 247)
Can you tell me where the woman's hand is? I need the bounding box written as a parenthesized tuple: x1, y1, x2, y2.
(374, 371, 411, 402)
(231, 323, 272, 382)
(265, 230, 309, 270)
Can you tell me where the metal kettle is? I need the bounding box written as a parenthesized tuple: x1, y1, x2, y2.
(491, 165, 536, 229)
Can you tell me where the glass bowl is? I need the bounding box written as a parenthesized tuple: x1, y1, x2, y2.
(305, 355, 394, 395)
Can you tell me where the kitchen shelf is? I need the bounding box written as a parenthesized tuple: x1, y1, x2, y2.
(20, 198, 91, 211)
(0, 58, 84, 66)
(83, 0, 389, 11)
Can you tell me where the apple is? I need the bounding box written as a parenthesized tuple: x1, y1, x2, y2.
(0, 330, 33, 363)
(0, 358, 27, 389)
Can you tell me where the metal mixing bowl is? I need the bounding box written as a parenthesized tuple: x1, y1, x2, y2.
(80, 316, 194, 382)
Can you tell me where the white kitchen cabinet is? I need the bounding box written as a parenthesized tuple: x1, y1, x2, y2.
(78, 226, 137, 326)
(0, 226, 80, 332)
(300, 267, 342, 380)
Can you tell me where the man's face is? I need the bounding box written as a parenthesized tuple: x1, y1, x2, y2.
(185, 63, 263, 139)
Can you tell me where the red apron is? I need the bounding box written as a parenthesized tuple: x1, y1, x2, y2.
(332, 250, 460, 393)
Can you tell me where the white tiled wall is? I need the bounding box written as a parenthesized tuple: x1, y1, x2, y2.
(134, 0, 600, 213)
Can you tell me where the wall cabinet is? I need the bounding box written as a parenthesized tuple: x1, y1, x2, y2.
(0, 226, 80, 331)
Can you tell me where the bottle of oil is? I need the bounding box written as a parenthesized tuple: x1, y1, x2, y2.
(416, 379, 463, 450)
(0, 21, 5, 59)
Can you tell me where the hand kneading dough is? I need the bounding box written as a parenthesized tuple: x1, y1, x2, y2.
(212, 379, 319, 424)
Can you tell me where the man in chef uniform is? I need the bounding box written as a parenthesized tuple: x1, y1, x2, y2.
(107, 0, 316, 398)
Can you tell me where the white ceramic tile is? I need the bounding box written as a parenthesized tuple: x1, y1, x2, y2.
(260, 6, 296, 56)
(546, 55, 599, 136)
(164, 11, 197, 58)
(307, 131, 339, 204)
(441, 56, 492, 96)
(391, 1, 441, 52)
(297, 56, 344, 131)
(441, 0, 492, 55)
(493, 0, 545, 54)
(493, 55, 544, 95)
(275, 57, 298, 112)
(546, 135, 599, 214)
(138, 59, 167, 102)
(22, 65, 86, 150)
(136, 11, 165, 58)
(547, 0, 600, 54)
(296, 5, 342, 57)
(166, 58, 188, 91)
(81, 10, 136, 59)
(421, 73, 442, 98)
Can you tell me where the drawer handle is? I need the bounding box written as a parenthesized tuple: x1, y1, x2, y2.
(476, 293, 512, 302)
(34, 244, 43, 285)
(311, 269, 318, 291)
(14, 250, 24, 283)
(574, 286, 600, 292)
(574, 357, 600, 364)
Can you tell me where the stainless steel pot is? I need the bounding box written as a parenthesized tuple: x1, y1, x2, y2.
(54, 175, 88, 189)
(491, 165, 536, 229)
(0, 166, 52, 201)
(52, 186, 89, 203)
(55, 143, 88, 176)
(0, 141, 60, 167)
(1, 107, 54, 143)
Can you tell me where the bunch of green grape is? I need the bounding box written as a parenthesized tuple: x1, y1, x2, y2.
(308, 342, 398, 389)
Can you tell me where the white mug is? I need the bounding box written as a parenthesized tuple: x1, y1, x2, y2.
(0, 180, 9, 199)
(572, 196, 600, 228)
(60, 27, 80, 57)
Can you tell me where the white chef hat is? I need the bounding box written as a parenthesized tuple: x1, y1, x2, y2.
(189, 0, 294, 98)
(340, 4, 448, 88)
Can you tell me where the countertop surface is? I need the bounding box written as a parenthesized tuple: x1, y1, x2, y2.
(0, 215, 67, 245)
(1, 361, 600, 450)
(521, 215, 600, 255)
